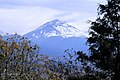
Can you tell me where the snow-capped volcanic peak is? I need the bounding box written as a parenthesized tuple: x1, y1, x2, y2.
(26, 19, 87, 38)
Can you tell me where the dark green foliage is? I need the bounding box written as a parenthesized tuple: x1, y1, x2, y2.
(77, 0, 120, 80)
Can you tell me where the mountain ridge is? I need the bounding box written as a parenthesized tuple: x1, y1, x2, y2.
(24, 19, 88, 39)
(24, 19, 88, 57)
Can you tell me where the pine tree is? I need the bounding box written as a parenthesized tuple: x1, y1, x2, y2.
(86, 0, 120, 79)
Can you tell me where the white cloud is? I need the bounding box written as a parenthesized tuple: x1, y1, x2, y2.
(0, 0, 106, 35)
(54, 11, 96, 32)
(0, 7, 97, 35)
(0, 6, 64, 35)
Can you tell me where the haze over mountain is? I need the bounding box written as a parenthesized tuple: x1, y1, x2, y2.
(0, 30, 5, 36)
(24, 19, 88, 57)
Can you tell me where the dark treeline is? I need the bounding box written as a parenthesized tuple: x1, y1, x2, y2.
(0, 0, 120, 80)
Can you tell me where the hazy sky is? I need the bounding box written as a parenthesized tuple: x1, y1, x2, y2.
(0, 0, 106, 35)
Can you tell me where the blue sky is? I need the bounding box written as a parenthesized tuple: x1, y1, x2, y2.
(0, 0, 106, 35)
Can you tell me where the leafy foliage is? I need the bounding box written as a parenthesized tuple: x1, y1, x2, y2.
(77, 0, 120, 80)
(0, 34, 93, 80)
(0, 34, 60, 80)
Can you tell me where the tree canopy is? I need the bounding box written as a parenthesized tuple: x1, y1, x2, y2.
(77, 0, 120, 80)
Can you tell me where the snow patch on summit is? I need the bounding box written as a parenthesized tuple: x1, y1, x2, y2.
(25, 19, 88, 39)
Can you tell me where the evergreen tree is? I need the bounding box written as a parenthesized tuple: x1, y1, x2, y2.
(86, 0, 120, 79)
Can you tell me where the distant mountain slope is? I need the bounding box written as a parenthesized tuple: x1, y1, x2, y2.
(25, 19, 88, 39)
(24, 19, 88, 57)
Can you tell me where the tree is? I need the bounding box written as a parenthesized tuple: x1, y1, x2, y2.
(0, 34, 40, 79)
(0, 34, 60, 80)
(84, 0, 120, 80)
